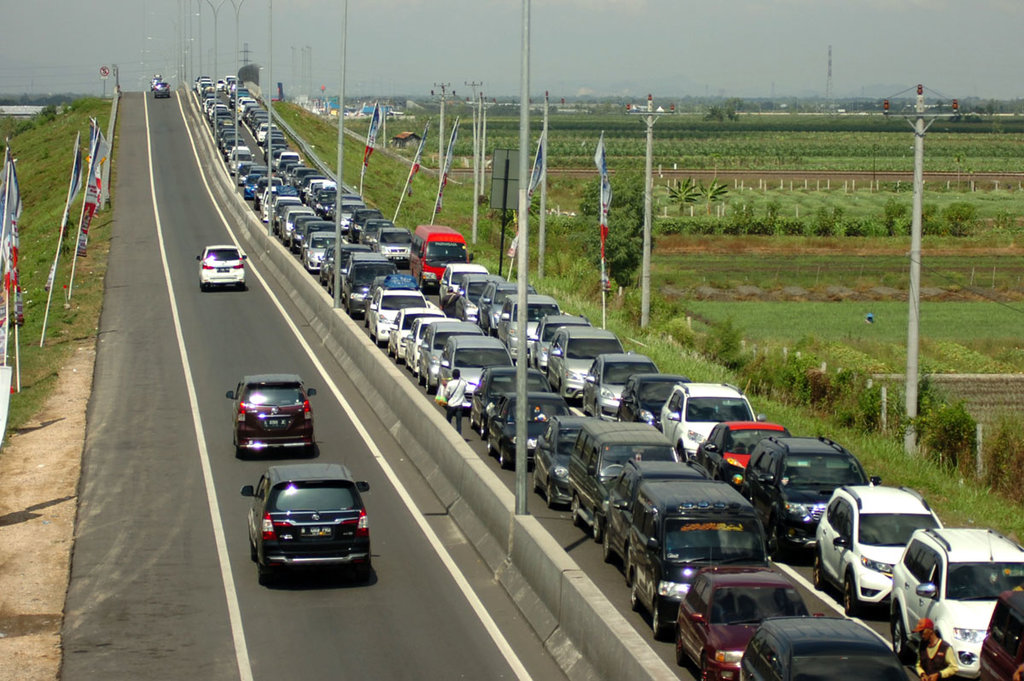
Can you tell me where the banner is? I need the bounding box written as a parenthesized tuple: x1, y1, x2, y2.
(527, 131, 545, 200)
(359, 101, 382, 193)
(433, 117, 459, 215)
(407, 120, 429, 196)
(594, 131, 612, 260)
(76, 121, 106, 257)
(45, 133, 82, 292)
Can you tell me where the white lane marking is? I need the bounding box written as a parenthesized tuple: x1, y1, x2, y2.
(172, 95, 534, 680)
(146, 92, 255, 681)
(773, 560, 895, 648)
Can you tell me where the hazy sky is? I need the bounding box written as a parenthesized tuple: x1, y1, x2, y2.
(2, 0, 1022, 100)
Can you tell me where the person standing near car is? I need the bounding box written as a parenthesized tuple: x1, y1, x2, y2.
(444, 369, 468, 435)
(914, 618, 959, 681)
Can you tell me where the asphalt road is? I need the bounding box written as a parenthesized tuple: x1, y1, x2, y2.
(61, 91, 566, 681)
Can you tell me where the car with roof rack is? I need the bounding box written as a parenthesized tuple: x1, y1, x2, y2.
(890, 527, 1024, 678)
(659, 382, 758, 461)
(814, 484, 941, 616)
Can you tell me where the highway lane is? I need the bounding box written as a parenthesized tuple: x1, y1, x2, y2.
(191, 89, 909, 680)
(63, 90, 566, 681)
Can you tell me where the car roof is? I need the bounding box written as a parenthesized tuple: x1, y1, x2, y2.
(596, 353, 654, 365)
(639, 479, 753, 511)
(265, 463, 356, 485)
(833, 484, 934, 516)
(697, 566, 799, 589)
(483, 366, 546, 379)
(539, 313, 588, 326)
(718, 421, 786, 431)
(673, 382, 746, 398)
(757, 616, 893, 656)
(239, 373, 304, 386)
(447, 335, 507, 349)
(628, 373, 688, 384)
(548, 414, 596, 429)
(558, 326, 619, 339)
(914, 528, 1024, 563)
(204, 244, 240, 252)
(625, 459, 707, 480)
(758, 436, 852, 457)
(578, 420, 669, 444)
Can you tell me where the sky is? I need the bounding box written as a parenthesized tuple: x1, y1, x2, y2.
(2, 0, 1022, 101)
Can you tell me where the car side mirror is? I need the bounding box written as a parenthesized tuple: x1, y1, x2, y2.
(832, 536, 849, 548)
(500, 313, 510, 321)
(225, 390, 236, 399)
(646, 536, 660, 551)
(703, 443, 718, 453)
(585, 375, 595, 384)
(356, 481, 370, 492)
(613, 499, 629, 510)
(196, 255, 202, 261)
(441, 360, 450, 368)
(916, 583, 938, 599)
(758, 473, 775, 485)
(869, 475, 882, 486)
(756, 413, 767, 422)
(240, 485, 255, 497)
(550, 348, 562, 357)
(689, 611, 706, 624)
(369, 303, 378, 311)
(306, 388, 316, 397)
(667, 412, 680, 422)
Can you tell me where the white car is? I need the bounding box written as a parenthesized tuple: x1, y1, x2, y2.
(890, 527, 1024, 677)
(659, 382, 757, 459)
(197, 245, 246, 291)
(367, 289, 430, 347)
(388, 307, 445, 362)
(814, 485, 941, 616)
(438, 263, 488, 305)
(404, 317, 446, 379)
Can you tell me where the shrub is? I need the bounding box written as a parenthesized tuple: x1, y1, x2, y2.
(942, 202, 977, 237)
(919, 400, 977, 473)
(983, 416, 1024, 504)
(882, 197, 909, 236)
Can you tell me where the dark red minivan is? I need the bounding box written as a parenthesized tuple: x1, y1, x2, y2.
(227, 374, 316, 457)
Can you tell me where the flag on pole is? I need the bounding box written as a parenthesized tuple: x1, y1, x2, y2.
(594, 132, 612, 260)
(406, 120, 429, 196)
(527, 131, 545, 200)
(76, 120, 107, 258)
(359, 101, 382, 193)
(433, 117, 459, 215)
(45, 132, 83, 293)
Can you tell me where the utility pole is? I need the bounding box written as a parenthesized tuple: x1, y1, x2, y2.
(205, 0, 226, 81)
(465, 80, 483, 244)
(627, 94, 675, 328)
(537, 91, 549, 278)
(884, 85, 959, 455)
(514, 0, 531, 515)
(332, 0, 348, 308)
(431, 83, 453, 168)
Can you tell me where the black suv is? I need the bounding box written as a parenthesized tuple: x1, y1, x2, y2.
(241, 463, 371, 585)
(341, 256, 396, 318)
(614, 373, 690, 428)
(469, 366, 549, 438)
(626, 479, 768, 640)
(486, 392, 571, 470)
(602, 459, 708, 567)
(533, 414, 595, 509)
(740, 616, 907, 680)
(742, 436, 876, 558)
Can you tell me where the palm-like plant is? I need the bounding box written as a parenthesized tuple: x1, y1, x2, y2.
(668, 177, 700, 213)
(699, 179, 728, 215)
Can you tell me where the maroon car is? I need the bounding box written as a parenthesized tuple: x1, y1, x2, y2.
(675, 566, 808, 680)
(227, 374, 317, 457)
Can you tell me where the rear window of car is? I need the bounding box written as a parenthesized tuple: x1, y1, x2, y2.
(206, 248, 241, 261)
(379, 230, 411, 244)
(603, 443, 676, 464)
(244, 385, 303, 406)
(603, 361, 658, 383)
(308, 235, 335, 249)
(526, 303, 560, 322)
(269, 481, 358, 512)
(455, 347, 511, 368)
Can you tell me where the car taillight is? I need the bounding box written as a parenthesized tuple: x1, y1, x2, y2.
(237, 402, 246, 422)
(261, 512, 276, 540)
(232, 263, 244, 269)
(303, 400, 312, 420)
(356, 508, 369, 537)
(202, 262, 216, 270)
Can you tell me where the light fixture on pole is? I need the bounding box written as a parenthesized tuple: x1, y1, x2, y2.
(205, 0, 227, 84)
(332, 0, 348, 309)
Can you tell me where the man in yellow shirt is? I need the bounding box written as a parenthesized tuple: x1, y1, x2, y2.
(913, 618, 959, 681)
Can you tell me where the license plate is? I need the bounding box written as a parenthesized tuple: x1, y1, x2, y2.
(262, 417, 288, 429)
(301, 526, 331, 538)
(217, 267, 230, 273)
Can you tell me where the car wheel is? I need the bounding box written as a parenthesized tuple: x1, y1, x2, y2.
(249, 538, 257, 562)
(812, 549, 826, 590)
(353, 561, 372, 583)
(630, 575, 641, 612)
(234, 445, 245, 459)
(484, 437, 493, 457)
(592, 511, 604, 543)
(545, 480, 559, 510)
(843, 572, 861, 617)
(532, 468, 542, 494)
(498, 445, 512, 470)
(238, 282, 247, 291)
(417, 369, 425, 386)
(257, 561, 276, 586)
(891, 607, 914, 664)
(651, 597, 669, 641)
(200, 282, 207, 292)
(602, 528, 614, 563)
(767, 517, 785, 561)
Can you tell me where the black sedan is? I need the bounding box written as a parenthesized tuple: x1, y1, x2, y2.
(486, 392, 570, 470)
(615, 373, 690, 429)
(469, 366, 550, 438)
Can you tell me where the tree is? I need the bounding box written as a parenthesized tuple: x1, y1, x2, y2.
(668, 177, 700, 213)
(699, 179, 728, 215)
(579, 173, 647, 288)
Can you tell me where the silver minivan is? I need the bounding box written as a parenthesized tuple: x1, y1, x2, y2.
(496, 294, 561, 360)
(416, 321, 483, 393)
(438, 336, 512, 408)
(546, 326, 623, 400)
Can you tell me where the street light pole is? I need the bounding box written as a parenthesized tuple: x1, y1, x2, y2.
(230, 0, 246, 163)
(205, 0, 226, 83)
(465, 80, 482, 244)
(514, 0, 531, 515)
(333, 0, 348, 309)
(266, 0, 273, 236)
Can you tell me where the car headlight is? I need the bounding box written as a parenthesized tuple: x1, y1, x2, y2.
(553, 465, 568, 480)
(784, 502, 824, 522)
(599, 387, 616, 400)
(714, 650, 744, 664)
(860, 556, 894, 575)
(569, 370, 586, 381)
(657, 580, 690, 598)
(952, 628, 987, 644)
(686, 429, 704, 443)
(352, 292, 367, 301)
(639, 409, 655, 424)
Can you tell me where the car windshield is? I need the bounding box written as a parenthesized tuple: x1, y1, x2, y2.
(791, 654, 907, 681)
(782, 455, 866, 488)
(505, 399, 570, 423)
(379, 230, 411, 244)
(566, 337, 622, 359)
(663, 518, 766, 564)
(709, 586, 808, 625)
(603, 361, 657, 384)
(945, 562, 1024, 600)
(352, 264, 395, 285)
(269, 482, 357, 512)
(723, 428, 786, 454)
(381, 295, 424, 311)
(684, 397, 753, 423)
(308, 235, 336, 250)
(638, 380, 680, 407)
(426, 241, 467, 263)
(526, 303, 561, 322)
(245, 385, 303, 406)
(857, 513, 939, 546)
(455, 348, 511, 368)
(205, 248, 241, 262)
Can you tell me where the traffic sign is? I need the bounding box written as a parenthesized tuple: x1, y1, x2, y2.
(100, 66, 110, 79)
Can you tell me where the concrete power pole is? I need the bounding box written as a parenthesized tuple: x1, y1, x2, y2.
(465, 80, 483, 244)
(537, 91, 548, 279)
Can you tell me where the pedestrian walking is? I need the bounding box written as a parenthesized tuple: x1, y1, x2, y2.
(443, 368, 468, 435)
(913, 618, 959, 681)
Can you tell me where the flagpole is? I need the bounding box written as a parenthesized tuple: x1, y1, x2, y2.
(41, 132, 82, 347)
(0, 156, 10, 368)
(538, 91, 548, 278)
(13, 317, 19, 392)
(393, 121, 427, 223)
(65, 184, 90, 304)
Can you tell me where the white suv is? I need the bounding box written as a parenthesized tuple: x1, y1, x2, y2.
(658, 383, 756, 459)
(814, 485, 941, 616)
(889, 528, 1024, 678)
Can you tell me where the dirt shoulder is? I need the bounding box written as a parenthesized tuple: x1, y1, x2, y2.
(0, 343, 93, 681)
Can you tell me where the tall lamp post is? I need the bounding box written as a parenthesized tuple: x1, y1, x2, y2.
(332, 0, 349, 309)
(205, 0, 227, 82)
(513, 0, 530, 515)
(229, 0, 246, 158)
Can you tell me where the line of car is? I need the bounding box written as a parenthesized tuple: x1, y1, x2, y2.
(194, 82, 1024, 679)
